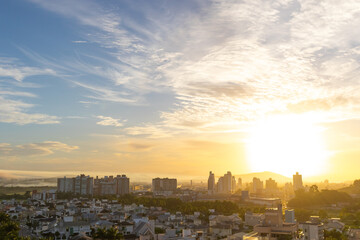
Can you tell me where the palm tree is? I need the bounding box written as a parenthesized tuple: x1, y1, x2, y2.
(105, 227, 123, 239)
(94, 227, 107, 239)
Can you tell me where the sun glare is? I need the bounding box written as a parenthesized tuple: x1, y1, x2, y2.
(246, 115, 329, 177)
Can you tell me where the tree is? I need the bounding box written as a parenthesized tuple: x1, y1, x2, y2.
(324, 229, 344, 239)
(94, 227, 107, 239)
(354, 179, 360, 188)
(319, 210, 328, 219)
(105, 227, 123, 239)
(155, 227, 165, 234)
(0, 212, 20, 239)
(309, 185, 319, 193)
(294, 209, 313, 222)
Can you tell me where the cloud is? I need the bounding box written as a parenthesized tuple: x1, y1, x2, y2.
(184, 82, 252, 98)
(0, 96, 59, 125)
(127, 142, 154, 151)
(28, 0, 360, 136)
(125, 124, 177, 138)
(73, 81, 138, 103)
(0, 58, 55, 81)
(0, 141, 78, 157)
(287, 96, 354, 113)
(0, 90, 37, 98)
(0, 56, 61, 125)
(96, 115, 124, 127)
(72, 40, 87, 43)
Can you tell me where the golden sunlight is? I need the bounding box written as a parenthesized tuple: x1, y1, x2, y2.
(246, 115, 329, 177)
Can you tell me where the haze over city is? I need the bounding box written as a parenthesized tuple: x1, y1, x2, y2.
(1, 0, 360, 183)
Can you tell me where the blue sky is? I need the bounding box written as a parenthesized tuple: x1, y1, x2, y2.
(1, 0, 360, 181)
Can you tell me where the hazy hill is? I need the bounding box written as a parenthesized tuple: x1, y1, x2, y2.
(339, 179, 360, 194)
(233, 171, 292, 184)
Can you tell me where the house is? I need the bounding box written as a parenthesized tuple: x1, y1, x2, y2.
(325, 218, 345, 232)
(244, 212, 264, 227)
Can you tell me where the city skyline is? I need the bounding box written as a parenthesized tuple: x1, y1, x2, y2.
(1, 0, 360, 181)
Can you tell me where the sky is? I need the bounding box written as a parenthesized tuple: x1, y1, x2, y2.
(0, 0, 360, 182)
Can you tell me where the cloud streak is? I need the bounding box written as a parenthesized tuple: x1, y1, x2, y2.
(96, 115, 124, 127)
(27, 0, 360, 137)
(0, 141, 78, 157)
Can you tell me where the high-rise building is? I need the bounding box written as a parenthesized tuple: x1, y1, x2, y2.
(252, 177, 264, 194)
(58, 174, 93, 195)
(93, 174, 130, 196)
(237, 177, 242, 190)
(208, 171, 215, 194)
(115, 175, 130, 195)
(217, 176, 224, 193)
(232, 176, 237, 192)
(266, 178, 278, 192)
(152, 178, 177, 194)
(223, 171, 233, 193)
(293, 172, 303, 191)
(57, 177, 75, 193)
(74, 174, 93, 195)
(216, 171, 235, 193)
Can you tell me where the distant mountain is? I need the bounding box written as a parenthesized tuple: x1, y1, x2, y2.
(233, 171, 292, 184)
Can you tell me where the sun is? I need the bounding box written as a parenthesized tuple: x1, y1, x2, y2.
(246, 115, 329, 177)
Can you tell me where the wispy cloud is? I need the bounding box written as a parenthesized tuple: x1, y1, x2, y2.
(96, 115, 125, 127)
(0, 96, 59, 125)
(72, 40, 87, 44)
(0, 56, 61, 125)
(0, 141, 78, 157)
(0, 90, 36, 98)
(28, 0, 360, 136)
(73, 81, 138, 103)
(0, 57, 55, 82)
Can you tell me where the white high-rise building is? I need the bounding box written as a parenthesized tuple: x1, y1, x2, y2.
(57, 177, 74, 193)
(57, 174, 93, 195)
(74, 174, 93, 195)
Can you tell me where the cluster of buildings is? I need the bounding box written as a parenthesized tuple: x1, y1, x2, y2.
(0, 195, 248, 239)
(243, 205, 351, 240)
(57, 174, 179, 197)
(207, 171, 305, 200)
(4, 171, 359, 239)
(207, 171, 239, 194)
(57, 174, 129, 196)
(1, 194, 355, 240)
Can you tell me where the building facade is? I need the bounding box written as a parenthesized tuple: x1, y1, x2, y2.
(57, 177, 75, 193)
(293, 172, 304, 191)
(74, 174, 93, 195)
(217, 171, 236, 194)
(152, 178, 177, 194)
(208, 171, 216, 194)
(93, 175, 130, 196)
